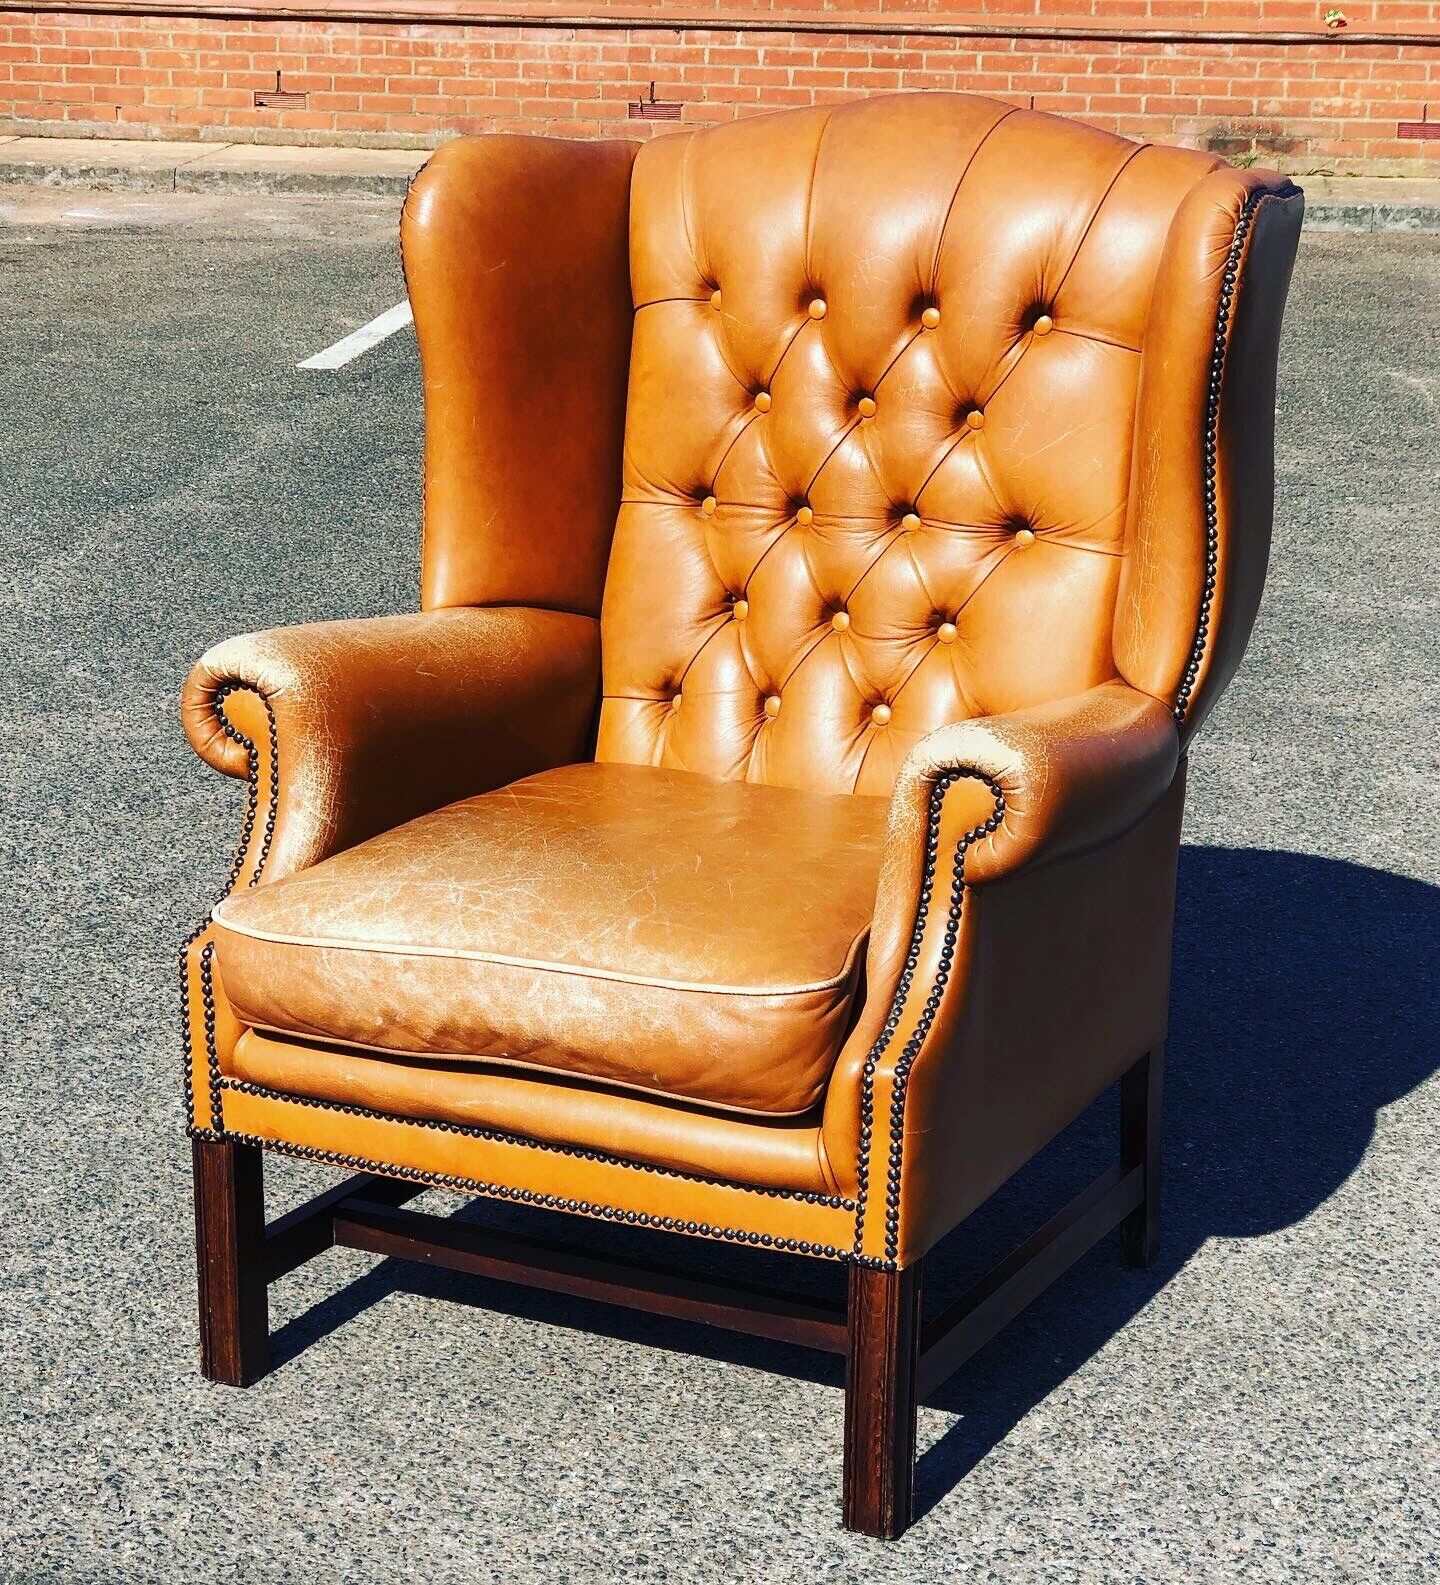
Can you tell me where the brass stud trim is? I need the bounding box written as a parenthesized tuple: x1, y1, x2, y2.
(187, 1125, 851, 1260)
(852, 769, 1006, 1267)
(179, 682, 280, 1132)
(1175, 185, 1290, 725)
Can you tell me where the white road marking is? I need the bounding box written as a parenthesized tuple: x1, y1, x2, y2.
(297, 299, 413, 370)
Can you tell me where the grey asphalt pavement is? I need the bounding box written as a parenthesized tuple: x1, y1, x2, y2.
(1, 187, 1437, 1585)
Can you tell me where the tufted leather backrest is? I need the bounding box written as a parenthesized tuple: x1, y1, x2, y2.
(596, 94, 1231, 794)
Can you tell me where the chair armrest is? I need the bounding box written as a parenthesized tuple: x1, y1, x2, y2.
(181, 606, 599, 888)
(822, 680, 1182, 1264)
(888, 678, 1179, 887)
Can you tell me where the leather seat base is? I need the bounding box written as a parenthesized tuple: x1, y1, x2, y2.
(208, 1063, 856, 1260)
(224, 1028, 840, 1196)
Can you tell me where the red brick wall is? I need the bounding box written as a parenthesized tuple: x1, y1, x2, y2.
(2, 4, 1437, 174)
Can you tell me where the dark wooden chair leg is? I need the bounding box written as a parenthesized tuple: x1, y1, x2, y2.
(1120, 1045, 1164, 1268)
(843, 1261, 922, 1539)
(193, 1136, 270, 1386)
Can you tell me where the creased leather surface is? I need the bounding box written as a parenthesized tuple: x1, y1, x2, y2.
(600, 94, 1218, 793)
(213, 763, 889, 1115)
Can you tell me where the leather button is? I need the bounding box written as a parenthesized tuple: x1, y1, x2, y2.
(808, 297, 828, 320)
(1014, 527, 1037, 547)
(936, 621, 958, 644)
(754, 391, 772, 413)
(831, 610, 851, 632)
(732, 598, 749, 621)
(764, 695, 782, 718)
(921, 306, 941, 330)
(857, 395, 877, 419)
(1032, 313, 1054, 337)
(901, 512, 922, 533)
(671, 693, 681, 710)
(701, 495, 717, 517)
(795, 505, 814, 526)
(710, 288, 722, 311)
(965, 409, 985, 431)
(871, 704, 892, 726)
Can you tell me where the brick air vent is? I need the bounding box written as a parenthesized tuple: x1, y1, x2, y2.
(255, 73, 307, 111)
(629, 84, 683, 121)
(1398, 106, 1439, 140)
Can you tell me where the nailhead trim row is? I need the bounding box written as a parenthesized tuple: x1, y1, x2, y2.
(211, 682, 280, 885)
(201, 942, 223, 1134)
(179, 682, 281, 1132)
(851, 767, 1006, 1268)
(1174, 184, 1293, 725)
(186, 1126, 850, 1260)
(218, 1077, 855, 1208)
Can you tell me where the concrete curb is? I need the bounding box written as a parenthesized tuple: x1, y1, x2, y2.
(1303, 202, 1440, 232)
(1300, 176, 1440, 233)
(0, 137, 429, 199)
(1, 137, 1438, 227)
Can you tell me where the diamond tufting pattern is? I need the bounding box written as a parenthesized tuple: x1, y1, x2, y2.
(597, 94, 1219, 794)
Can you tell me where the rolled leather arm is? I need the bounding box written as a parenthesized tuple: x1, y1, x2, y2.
(894, 678, 1179, 883)
(823, 680, 1183, 1261)
(181, 606, 599, 887)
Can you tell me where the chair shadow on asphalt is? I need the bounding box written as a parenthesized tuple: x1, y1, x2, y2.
(268, 845, 1438, 1524)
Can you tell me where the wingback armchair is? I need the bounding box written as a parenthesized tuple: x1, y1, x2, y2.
(180, 94, 1301, 1539)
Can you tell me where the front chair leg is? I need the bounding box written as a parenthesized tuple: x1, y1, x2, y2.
(1120, 1044, 1165, 1268)
(193, 1136, 270, 1386)
(843, 1261, 923, 1539)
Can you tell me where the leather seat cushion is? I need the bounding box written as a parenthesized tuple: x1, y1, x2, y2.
(211, 762, 889, 1115)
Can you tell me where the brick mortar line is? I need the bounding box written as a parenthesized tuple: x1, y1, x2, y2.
(3, 1, 1440, 47)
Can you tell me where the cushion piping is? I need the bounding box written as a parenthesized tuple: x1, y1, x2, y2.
(212, 902, 871, 998)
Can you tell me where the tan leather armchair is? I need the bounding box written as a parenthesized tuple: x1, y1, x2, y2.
(179, 95, 1301, 1539)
